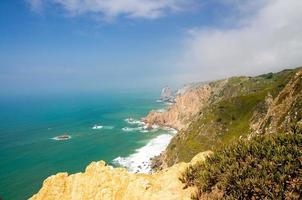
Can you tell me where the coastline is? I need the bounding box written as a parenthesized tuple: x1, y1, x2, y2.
(112, 127, 177, 173)
(112, 98, 178, 174)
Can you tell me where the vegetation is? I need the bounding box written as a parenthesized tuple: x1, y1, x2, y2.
(163, 69, 296, 166)
(180, 127, 302, 200)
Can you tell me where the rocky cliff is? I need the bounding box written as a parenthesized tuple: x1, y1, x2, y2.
(251, 69, 302, 135)
(143, 84, 213, 130)
(30, 151, 212, 200)
(151, 68, 300, 168)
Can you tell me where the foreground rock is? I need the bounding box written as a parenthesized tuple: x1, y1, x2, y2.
(30, 151, 212, 200)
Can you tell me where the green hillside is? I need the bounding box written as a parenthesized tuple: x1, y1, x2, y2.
(163, 69, 297, 166)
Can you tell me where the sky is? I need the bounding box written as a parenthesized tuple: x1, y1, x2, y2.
(1, 0, 302, 95)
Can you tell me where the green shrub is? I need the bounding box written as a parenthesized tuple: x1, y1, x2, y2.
(181, 130, 302, 199)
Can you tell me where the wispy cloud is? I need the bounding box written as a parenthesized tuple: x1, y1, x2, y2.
(27, 0, 44, 12)
(178, 0, 302, 81)
(27, 0, 195, 20)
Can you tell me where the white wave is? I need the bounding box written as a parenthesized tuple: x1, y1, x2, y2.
(92, 125, 103, 130)
(125, 118, 145, 125)
(161, 126, 178, 134)
(156, 108, 166, 113)
(103, 126, 114, 129)
(112, 133, 176, 174)
(164, 102, 174, 106)
(151, 124, 159, 129)
(122, 127, 142, 132)
(156, 99, 163, 103)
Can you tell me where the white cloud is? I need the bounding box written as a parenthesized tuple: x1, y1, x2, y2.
(179, 0, 302, 81)
(27, 0, 194, 20)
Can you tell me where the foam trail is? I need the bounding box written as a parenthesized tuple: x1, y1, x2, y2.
(122, 127, 142, 132)
(103, 126, 114, 129)
(92, 125, 103, 130)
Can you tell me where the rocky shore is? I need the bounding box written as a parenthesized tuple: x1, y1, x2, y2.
(143, 84, 212, 130)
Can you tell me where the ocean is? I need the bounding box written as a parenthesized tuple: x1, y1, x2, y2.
(0, 91, 175, 200)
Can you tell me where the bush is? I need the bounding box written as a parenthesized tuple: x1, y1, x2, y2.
(181, 130, 302, 199)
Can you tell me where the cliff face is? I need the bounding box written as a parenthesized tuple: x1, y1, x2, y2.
(143, 85, 212, 130)
(251, 69, 302, 135)
(152, 68, 299, 168)
(30, 151, 212, 200)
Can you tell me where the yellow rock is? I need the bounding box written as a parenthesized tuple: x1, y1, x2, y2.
(30, 151, 212, 200)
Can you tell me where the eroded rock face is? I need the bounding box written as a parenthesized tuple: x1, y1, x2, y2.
(30, 151, 212, 200)
(251, 69, 302, 135)
(143, 85, 212, 130)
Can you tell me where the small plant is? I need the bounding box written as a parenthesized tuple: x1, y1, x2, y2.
(181, 130, 302, 199)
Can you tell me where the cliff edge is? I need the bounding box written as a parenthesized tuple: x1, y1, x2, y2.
(30, 151, 212, 200)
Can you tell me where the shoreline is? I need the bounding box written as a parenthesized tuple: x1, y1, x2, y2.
(112, 125, 177, 174)
(113, 99, 178, 174)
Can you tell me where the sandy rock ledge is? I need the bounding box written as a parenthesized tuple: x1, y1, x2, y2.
(30, 151, 212, 200)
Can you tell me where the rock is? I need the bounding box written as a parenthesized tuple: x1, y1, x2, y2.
(251, 68, 302, 135)
(30, 151, 212, 200)
(53, 135, 71, 141)
(160, 86, 174, 102)
(144, 84, 212, 130)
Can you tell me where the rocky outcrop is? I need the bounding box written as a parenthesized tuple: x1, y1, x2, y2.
(143, 85, 212, 130)
(30, 151, 212, 200)
(160, 86, 175, 102)
(251, 69, 302, 135)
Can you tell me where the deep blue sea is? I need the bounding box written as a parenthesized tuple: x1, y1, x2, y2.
(0, 91, 173, 200)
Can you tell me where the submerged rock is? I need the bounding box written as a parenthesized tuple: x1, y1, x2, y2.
(53, 135, 71, 141)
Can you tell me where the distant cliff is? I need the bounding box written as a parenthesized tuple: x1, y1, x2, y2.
(160, 86, 175, 102)
(143, 84, 212, 130)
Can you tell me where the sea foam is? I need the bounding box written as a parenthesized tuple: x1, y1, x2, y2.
(122, 127, 142, 132)
(125, 118, 145, 125)
(113, 128, 177, 173)
(92, 125, 103, 130)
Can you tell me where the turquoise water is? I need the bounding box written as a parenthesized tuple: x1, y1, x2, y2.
(0, 92, 165, 200)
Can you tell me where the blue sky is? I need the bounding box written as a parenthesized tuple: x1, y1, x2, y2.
(1, 0, 302, 95)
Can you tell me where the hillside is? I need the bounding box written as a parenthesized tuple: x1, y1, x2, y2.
(181, 127, 302, 199)
(150, 68, 300, 169)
